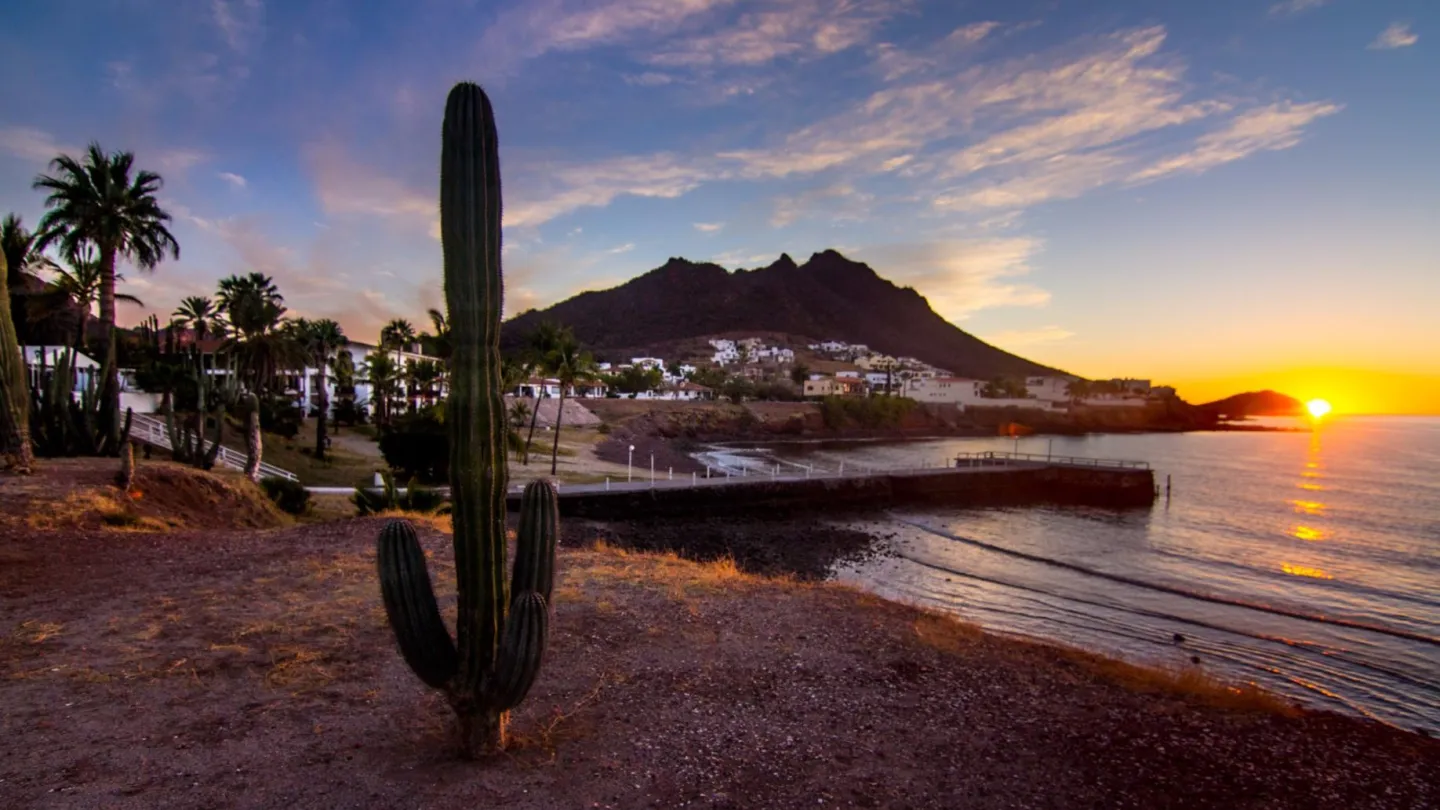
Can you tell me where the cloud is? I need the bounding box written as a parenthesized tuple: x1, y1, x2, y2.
(218, 171, 247, 188)
(505, 153, 718, 227)
(647, 0, 905, 68)
(304, 142, 436, 234)
(0, 126, 75, 163)
(770, 183, 873, 227)
(1269, 0, 1328, 17)
(624, 72, 677, 86)
(606, 243, 636, 254)
(212, 0, 266, 54)
(1370, 23, 1418, 50)
(1128, 101, 1341, 183)
(852, 238, 1049, 321)
(693, 222, 725, 233)
(982, 325, 1074, 348)
(475, 0, 736, 74)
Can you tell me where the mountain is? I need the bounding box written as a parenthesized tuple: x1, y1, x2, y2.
(1199, 390, 1305, 418)
(501, 250, 1061, 379)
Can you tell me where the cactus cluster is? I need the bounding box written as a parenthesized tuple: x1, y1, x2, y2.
(377, 82, 559, 757)
(28, 347, 132, 457)
(136, 316, 238, 470)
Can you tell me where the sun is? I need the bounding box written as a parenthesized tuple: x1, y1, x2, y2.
(1306, 399, 1333, 419)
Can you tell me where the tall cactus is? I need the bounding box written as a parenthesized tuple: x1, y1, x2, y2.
(0, 250, 35, 473)
(377, 82, 559, 757)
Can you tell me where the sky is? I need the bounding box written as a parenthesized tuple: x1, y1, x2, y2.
(1, 0, 1437, 413)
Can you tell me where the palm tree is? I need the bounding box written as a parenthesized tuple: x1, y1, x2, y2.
(547, 334, 598, 476)
(380, 318, 416, 353)
(361, 350, 400, 426)
(50, 251, 145, 350)
(217, 273, 283, 338)
(173, 296, 220, 342)
(523, 321, 564, 465)
(33, 144, 179, 447)
(423, 308, 451, 359)
(408, 358, 445, 409)
(294, 318, 347, 460)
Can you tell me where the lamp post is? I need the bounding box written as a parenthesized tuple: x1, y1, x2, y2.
(627, 444, 635, 482)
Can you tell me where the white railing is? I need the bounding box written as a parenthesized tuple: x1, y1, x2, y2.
(129, 412, 299, 482)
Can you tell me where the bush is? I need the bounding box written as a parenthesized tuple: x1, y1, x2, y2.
(353, 472, 448, 516)
(819, 395, 917, 430)
(377, 413, 448, 483)
(333, 397, 369, 427)
(260, 476, 311, 515)
(596, 422, 612, 435)
(260, 396, 303, 439)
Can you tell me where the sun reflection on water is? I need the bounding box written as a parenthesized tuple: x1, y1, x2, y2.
(1282, 562, 1334, 580)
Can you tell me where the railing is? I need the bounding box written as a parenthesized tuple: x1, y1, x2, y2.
(952, 451, 1150, 470)
(128, 412, 299, 482)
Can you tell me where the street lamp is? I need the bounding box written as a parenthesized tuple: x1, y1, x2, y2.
(627, 444, 635, 482)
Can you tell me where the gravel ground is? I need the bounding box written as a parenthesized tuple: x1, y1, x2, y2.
(2, 507, 1436, 808)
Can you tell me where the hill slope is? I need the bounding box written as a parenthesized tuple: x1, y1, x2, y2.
(1199, 390, 1305, 418)
(502, 250, 1061, 378)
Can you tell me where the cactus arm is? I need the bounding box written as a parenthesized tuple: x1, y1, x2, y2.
(377, 519, 459, 688)
(486, 592, 548, 710)
(118, 407, 133, 448)
(0, 249, 34, 472)
(512, 480, 558, 602)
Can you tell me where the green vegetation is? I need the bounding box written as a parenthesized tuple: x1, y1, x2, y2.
(376, 82, 559, 757)
(259, 475, 311, 515)
(820, 394, 917, 429)
(352, 471, 446, 516)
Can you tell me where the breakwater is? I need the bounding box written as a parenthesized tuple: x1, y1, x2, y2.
(505, 463, 1156, 519)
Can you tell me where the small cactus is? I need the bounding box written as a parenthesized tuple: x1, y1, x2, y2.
(116, 439, 135, 493)
(377, 82, 559, 757)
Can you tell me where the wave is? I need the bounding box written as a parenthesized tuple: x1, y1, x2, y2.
(891, 515, 1440, 647)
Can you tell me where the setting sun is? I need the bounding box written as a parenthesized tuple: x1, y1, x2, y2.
(1306, 399, 1333, 419)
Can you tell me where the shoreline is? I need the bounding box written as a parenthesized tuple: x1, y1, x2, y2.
(2, 461, 1436, 807)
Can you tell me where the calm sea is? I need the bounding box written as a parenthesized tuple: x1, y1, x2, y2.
(697, 417, 1440, 733)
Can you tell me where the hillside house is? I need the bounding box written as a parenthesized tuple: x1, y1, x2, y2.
(804, 376, 868, 398)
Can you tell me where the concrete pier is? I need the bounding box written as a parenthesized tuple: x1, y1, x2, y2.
(504, 459, 1155, 518)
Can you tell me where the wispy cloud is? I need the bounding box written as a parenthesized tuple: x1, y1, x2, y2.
(218, 171, 247, 188)
(305, 142, 436, 234)
(1269, 0, 1329, 17)
(1370, 23, 1418, 50)
(853, 238, 1049, 321)
(606, 242, 636, 254)
(0, 126, 75, 163)
(693, 221, 725, 233)
(647, 0, 905, 68)
(475, 0, 736, 74)
(982, 325, 1074, 348)
(506, 153, 718, 228)
(212, 0, 266, 55)
(1128, 101, 1341, 183)
(770, 183, 873, 227)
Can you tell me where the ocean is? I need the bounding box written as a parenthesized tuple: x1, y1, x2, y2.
(696, 417, 1440, 733)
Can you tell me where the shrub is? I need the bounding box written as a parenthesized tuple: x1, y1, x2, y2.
(260, 476, 311, 515)
(260, 396, 303, 439)
(819, 395, 917, 430)
(333, 397, 369, 427)
(377, 413, 448, 482)
(596, 422, 612, 435)
(353, 472, 448, 516)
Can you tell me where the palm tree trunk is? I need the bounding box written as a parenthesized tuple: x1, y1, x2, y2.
(524, 388, 543, 465)
(315, 349, 328, 461)
(97, 246, 120, 451)
(550, 387, 566, 476)
(76, 309, 89, 351)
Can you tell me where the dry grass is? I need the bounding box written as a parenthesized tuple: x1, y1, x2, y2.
(1077, 653, 1299, 716)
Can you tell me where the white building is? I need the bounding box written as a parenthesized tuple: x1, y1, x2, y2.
(630, 357, 665, 370)
(1026, 375, 1078, 405)
(906, 377, 985, 405)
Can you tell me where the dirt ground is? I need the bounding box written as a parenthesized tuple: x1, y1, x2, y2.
(2, 467, 1437, 809)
